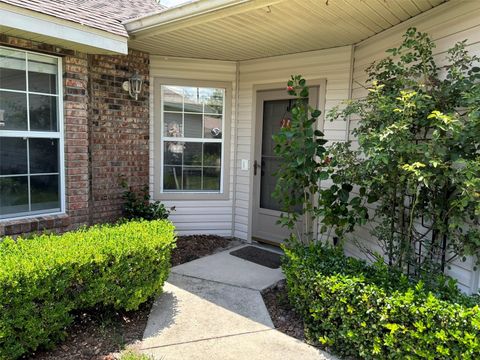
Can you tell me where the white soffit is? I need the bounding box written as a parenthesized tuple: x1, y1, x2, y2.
(126, 0, 448, 61)
(0, 3, 128, 54)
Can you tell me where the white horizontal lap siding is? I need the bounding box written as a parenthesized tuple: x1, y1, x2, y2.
(349, 1, 480, 294)
(150, 56, 237, 236)
(235, 46, 353, 241)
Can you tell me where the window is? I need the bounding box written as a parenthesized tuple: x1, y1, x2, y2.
(0, 47, 64, 219)
(157, 82, 229, 197)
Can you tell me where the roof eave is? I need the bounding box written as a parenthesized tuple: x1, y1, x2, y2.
(124, 0, 286, 37)
(0, 2, 128, 54)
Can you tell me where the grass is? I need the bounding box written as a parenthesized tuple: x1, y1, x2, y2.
(120, 349, 158, 360)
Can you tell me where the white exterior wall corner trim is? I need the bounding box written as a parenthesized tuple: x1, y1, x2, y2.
(0, 3, 128, 54)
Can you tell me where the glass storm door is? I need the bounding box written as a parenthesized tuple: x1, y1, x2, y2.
(252, 87, 318, 244)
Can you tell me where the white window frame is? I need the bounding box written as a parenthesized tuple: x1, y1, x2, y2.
(153, 78, 231, 201)
(0, 46, 65, 221)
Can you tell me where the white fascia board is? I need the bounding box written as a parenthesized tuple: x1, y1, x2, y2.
(124, 0, 285, 36)
(0, 5, 128, 54)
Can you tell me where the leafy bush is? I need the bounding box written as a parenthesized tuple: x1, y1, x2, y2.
(121, 183, 172, 220)
(282, 243, 480, 359)
(272, 76, 329, 243)
(0, 220, 176, 359)
(327, 27, 480, 275)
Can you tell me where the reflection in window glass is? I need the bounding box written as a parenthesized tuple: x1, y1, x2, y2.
(183, 168, 202, 190)
(29, 138, 59, 174)
(0, 48, 26, 91)
(204, 114, 222, 139)
(30, 175, 60, 211)
(0, 137, 27, 175)
(164, 112, 182, 137)
(28, 53, 57, 94)
(184, 113, 202, 138)
(163, 86, 183, 112)
(203, 167, 221, 190)
(29, 94, 58, 131)
(0, 91, 27, 130)
(161, 85, 225, 193)
(0, 177, 29, 216)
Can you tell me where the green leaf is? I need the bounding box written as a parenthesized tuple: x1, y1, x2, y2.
(341, 183, 353, 192)
(319, 171, 329, 180)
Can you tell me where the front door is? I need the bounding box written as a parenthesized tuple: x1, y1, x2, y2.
(252, 87, 319, 244)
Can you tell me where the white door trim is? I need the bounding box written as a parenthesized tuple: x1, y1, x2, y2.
(247, 78, 327, 243)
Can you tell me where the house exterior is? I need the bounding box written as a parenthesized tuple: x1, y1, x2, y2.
(0, 0, 478, 294)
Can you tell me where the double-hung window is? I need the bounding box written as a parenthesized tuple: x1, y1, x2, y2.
(0, 47, 64, 220)
(156, 81, 229, 198)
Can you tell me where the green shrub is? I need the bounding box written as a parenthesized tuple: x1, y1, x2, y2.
(121, 183, 172, 221)
(0, 220, 176, 360)
(282, 243, 480, 359)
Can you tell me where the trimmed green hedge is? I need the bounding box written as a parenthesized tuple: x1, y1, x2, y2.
(0, 220, 176, 359)
(282, 243, 480, 359)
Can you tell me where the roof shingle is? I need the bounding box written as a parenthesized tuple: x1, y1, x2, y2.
(1, 0, 166, 37)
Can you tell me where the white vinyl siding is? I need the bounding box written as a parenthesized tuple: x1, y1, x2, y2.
(148, 1, 479, 294)
(150, 56, 237, 236)
(235, 45, 353, 240)
(347, 1, 480, 294)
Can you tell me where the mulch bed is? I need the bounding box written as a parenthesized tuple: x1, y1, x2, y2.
(261, 280, 305, 341)
(171, 234, 231, 266)
(28, 234, 233, 360)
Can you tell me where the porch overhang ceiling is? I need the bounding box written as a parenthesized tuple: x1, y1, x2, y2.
(125, 0, 447, 61)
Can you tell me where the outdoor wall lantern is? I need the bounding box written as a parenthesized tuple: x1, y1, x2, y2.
(122, 71, 143, 100)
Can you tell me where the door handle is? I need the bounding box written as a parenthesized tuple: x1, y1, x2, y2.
(253, 160, 261, 175)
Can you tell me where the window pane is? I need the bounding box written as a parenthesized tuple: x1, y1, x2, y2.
(201, 88, 223, 114)
(164, 112, 182, 137)
(183, 167, 202, 190)
(163, 86, 183, 112)
(161, 85, 225, 194)
(30, 175, 60, 211)
(29, 94, 57, 131)
(183, 142, 202, 166)
(203, 143, 221, 167)
(0, 91, 27, 130)
(29, 138, 59, 174)
(164, 165, 182, 190)
(183, 87, 202, 113)
(0, 176, 29, 216)
(204, 115, 222, 138)
(184, 113, 202, 138)
(164, 141, 183, 165)
(28, 61, 57, 94)
(0, 48, 26, 91)
(203, 167, 221, 191)
(0, 137, 27, 175)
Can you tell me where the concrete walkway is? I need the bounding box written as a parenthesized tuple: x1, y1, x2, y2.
(140, 245, 338, 360)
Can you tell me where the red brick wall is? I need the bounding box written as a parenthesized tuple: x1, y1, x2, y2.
(64, 52, 90, 228)
(0, 36, 150, 236)
(89, 50, 150, 223)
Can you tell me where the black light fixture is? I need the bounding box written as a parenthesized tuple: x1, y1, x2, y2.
(122, 70, 143, 100)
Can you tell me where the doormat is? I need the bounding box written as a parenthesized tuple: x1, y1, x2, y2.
(229, 246, 282, 269)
